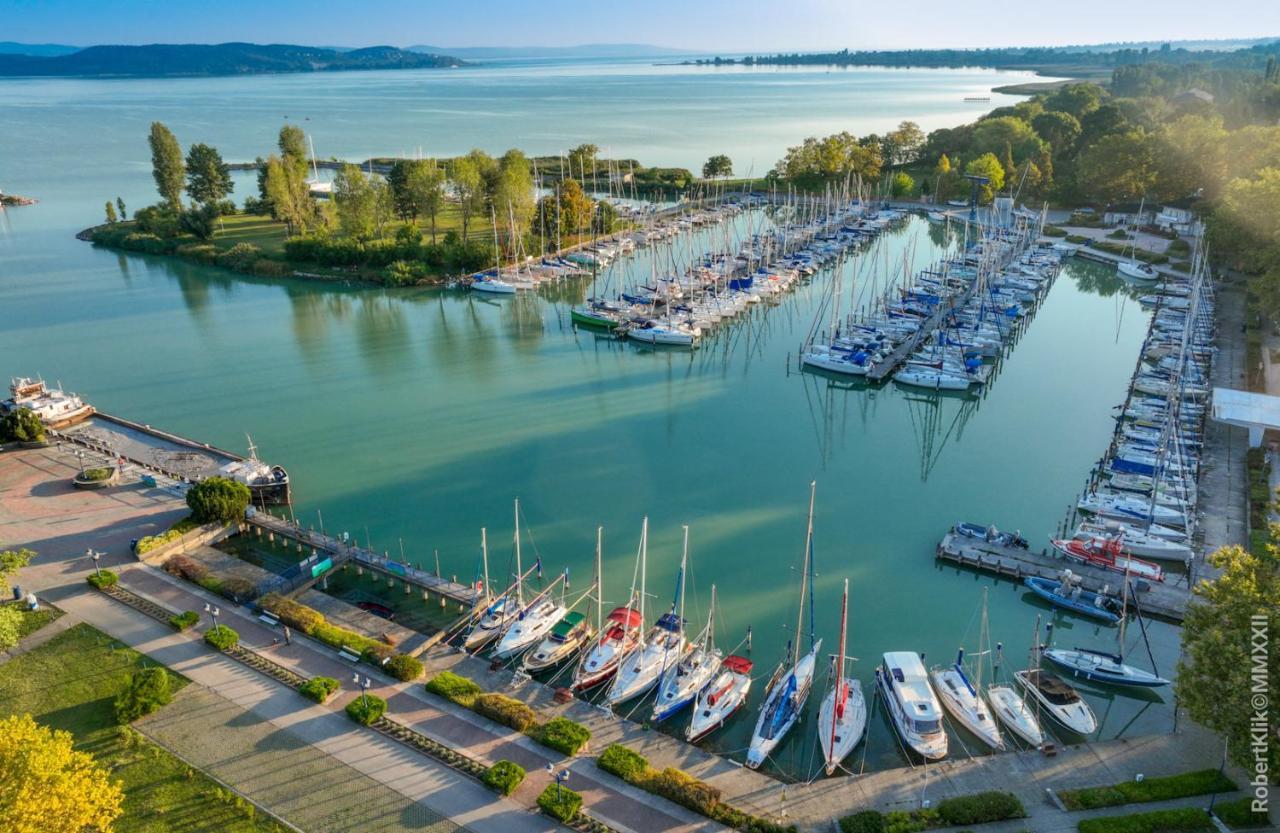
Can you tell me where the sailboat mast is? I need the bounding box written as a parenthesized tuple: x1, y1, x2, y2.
(595, 526, 603, 631)
(830, 577, 849, 763)
(677, 525, 689, 632)
(513, 499, 523, 607)
(639, 517, 648, 642)
(795, 480, 817, 663)
(481, 528, 490, 605)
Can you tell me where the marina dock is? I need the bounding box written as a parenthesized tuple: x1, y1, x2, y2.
(935, 531, 1194, 622)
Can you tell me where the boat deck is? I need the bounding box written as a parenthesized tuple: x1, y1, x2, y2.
(935, 532, 1194, 622)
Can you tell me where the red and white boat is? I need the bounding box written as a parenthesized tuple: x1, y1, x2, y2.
(570, 605, 644, 691)
(1050, 536, 1164, 583)
(686, 655, 754, 742)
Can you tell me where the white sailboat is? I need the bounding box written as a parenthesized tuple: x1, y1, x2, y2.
(606, 520, 691, 706)
(653, 583, 723, 722)
(818, 578, 867, 775)
(985, 621, 1044, 748)
(464, 528, 513, 651)
(1044, 577, 1170, 688)
(686, 654, 753, 742)
(930, 589, 1004, 751)
(523, 527, 602, 673)
(746, 482, 824, 770)
(572, 524, 645, 691)
(493, 500, 567, 660)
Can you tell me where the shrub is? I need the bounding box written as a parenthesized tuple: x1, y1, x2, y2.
(163, 554, 209, 582)
(473, 693, 536, 732)
(535, 717, 591, 756)
(259, 593, 324, 633)
(382, 259, 431, 286)
(169, 610, 199, 631)
(311, 620, 381, 655)
(425, 671, 482, 706)
(0, 407, 45, 443)
(598, 744, 649, 781)
(219, 576, 257, 603)
(133, 204, 180, 237)
(114, 667, 172, 724)
(1167, 238, 1192, 257)
(87, 570, 118, 589)
(251, 258, 292, 278)
(1060, 770, 1237, 811)
(1214, 796, 1271, 829)
(298, 676, 340, 704)
(216, 242, 263, 272)
(345, 693, 386, 725)
(138, 528, 188, 555)
(204, 625, 239, 651)
(359, 642, 395, 665)
(840, 811, 886, 833)
(1042, 224, 1068, 237)
(122, 232, 173, 254)
(185, 476, 251, 524)
(936, 791, 1025, 825)
(80, 466, 113, 481)
(1077, 807, 1214, 833)
(176, 242, 218, 263)
(384, 653, 423, 682)
(1066, 233, 1090, 244)
(536, 784, 582, 823)
(483, 760, 526, 796)
(197, 576, 224, 595)
(649, 767, 721, 816)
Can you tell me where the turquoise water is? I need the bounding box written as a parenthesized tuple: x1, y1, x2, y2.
(0, 59, 1175, 776)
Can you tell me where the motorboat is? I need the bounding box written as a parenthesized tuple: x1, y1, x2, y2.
(1050, 537, 1165, 583)
(954, 522, 1029, 549)
(876, 651, 948, 760)
(1015, 668, 1098, 735)
(1023, 574, 1123, 624)
(4, 376, 95, 429)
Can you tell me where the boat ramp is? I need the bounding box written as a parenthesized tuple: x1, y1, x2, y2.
(935, 531, 1193, 622)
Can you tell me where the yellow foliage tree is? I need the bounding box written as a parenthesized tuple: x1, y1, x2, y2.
(0, 714, 123, 833)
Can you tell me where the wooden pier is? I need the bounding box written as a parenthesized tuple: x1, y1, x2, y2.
(935, 532, 1194, 622)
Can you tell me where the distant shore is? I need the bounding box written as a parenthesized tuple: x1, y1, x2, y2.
(1, 193, 37, 206)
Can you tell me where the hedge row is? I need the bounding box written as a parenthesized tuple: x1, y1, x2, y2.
(424, 672, 591, 756)
(836, 791, 1025, 833)
(597, 743, 794, 833)
(164, 554, 256, 604)
(1077, 807, 1214, 833)
(135, 517, 200, 555)
(258, 593, 420, 680)
(1059, 769, 1237, 811)
(1213, 796, 1271, 829)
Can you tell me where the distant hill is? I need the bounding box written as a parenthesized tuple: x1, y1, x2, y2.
(1049, 36, 1280, 53)
(0, 43, 465, 77)
(0, 41, 80, 57)
(408, 43, 697, 59)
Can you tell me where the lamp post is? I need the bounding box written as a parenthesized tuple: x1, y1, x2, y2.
(352, 673, 370, 708)
(204, 603, 221, 634)
(87, 548, 101, 578)
(545, 763, 570, 800)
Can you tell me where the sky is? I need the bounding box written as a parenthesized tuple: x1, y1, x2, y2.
(3, 0, 1279, 52)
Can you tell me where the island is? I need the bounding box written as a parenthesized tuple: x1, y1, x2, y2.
(0, 42, 465, 78)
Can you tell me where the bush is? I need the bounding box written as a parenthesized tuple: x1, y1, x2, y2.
(1167, 238, 1192, 257)
(197, 575, 224, 595)
(360, 642, 395, 665)
(114, 667, 172, 723)
(311, 620, 382, 656)
(649, 767, 721, 816)
(176, 242, 218, 263)
(169, 611, 199, 631)
(1060, 770, 1237, 811)
(598, 744, 649, 781)
(298, 676, 340, 704)
(133, 204, 181, 237)
(1214, 796, 1271, 829)
(138, 528, 188, 556)
(535, 717, 591, 756)
(1066, 234, 1090, 244)
(936, 791, 1025, 825)
(1042, 224, 1068, 237)
(218, 576, 257, 604)
(482, 760, 526, 796)
(425, 671, 482, 706)
(473, 693, 536, 732)
(840, 811, 886, 833)
(216, 242, 263, 272)
(536, 784, 582, 823)
(163, 554, 209, 581)
(384, 653, 423, 682)
(1077, 808, 1214, 833)
(87, 570, 118, 589)
(204, 625, 239, 651)
(382, 259, 431, 286)
(259, 593, 325, 633)
(80, 466, 113, 481)
(345, 693, 386, 725)
(0, 407, 45, 443)
(185, 477, 250, 524)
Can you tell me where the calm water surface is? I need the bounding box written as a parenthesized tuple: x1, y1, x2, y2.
(0, 59, 1173, 776)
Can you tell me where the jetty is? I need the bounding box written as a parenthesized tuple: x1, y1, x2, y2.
(935, 531, 1194, 622)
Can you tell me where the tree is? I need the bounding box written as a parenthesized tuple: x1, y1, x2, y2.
(964, 153, 1005, 203)
(702, 154, 733, 179)
(386, 160, 417, 221)
(567, 143, 599, 182)
(1176, 545, 1280, 775)
(1032, 111, 1082, 160)
(185, 143, 234, 206)
(332, 164, 388, 241)
(405, 160, 446, 243)
(116, 196, 127, 221)
(889, 171, 915, 198)
(185, 476, 251, 523)
(450, 155, 485, 240)
(1076, 130, 1156, 203)
(934, 154, 957, 203)
(1043, 83, 1103, 119)
(263, 154, 315, 236)
(104, 201, 117, 224)
(0, 548, 34, 600)
(148, 121, 185, 210)
(1156, 114, 1228, 201)
(1079, 102, 1129, 147)
(0, 409, 44, 444)
(493, 150, 535, 254)
(883, 121, 925, 166)
(970, 116, 1047, 167)
(0, 713, 124, 833)
(278, 124, 308, 172)
(558, 179, 593, 239)
(179, 203, 219, 240)
(772, 132, 882, 190)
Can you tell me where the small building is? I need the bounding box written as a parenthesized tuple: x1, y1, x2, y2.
(1155, 202, 1201, 237)
(1173, 88, 1215, 106)
(1211, 388, 1280, 447)
(1103, 202, 1154, 228)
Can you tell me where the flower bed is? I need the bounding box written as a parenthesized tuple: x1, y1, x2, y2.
(299, 676, 341, 704)
(168, 610, 199, 631)
(87, 570, 119, 589)
(423, 672, 592, 756)
(482, 760, 526, 796)
(203, 625, 239, 651)
(537, 784, 583, 823)
(837, 792, 1025, 832)
(345, 693, 387, 725)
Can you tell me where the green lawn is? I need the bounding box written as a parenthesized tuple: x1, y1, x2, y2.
(1, 599, 63, 640)
(0, 623, 285, 833)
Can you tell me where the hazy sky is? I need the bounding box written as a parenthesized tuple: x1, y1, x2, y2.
(3, 0, 1278, 52)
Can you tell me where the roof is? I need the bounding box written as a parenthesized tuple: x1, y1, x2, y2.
(1212, 388, 1280, 429)
(551, 611, 586, 638)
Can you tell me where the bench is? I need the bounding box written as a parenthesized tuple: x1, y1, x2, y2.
(258, 612, 280, 627)
(338, 646, 362, 662)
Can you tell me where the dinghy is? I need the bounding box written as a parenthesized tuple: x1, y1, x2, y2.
(1024, 573, 1123, 624)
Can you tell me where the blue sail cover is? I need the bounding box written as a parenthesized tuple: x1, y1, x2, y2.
(656, 612, 682, 632)
(762, 673, 798, 739)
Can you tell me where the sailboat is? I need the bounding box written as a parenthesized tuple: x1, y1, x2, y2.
(572, 524, 645, 691)
(606, 520, 691, 706)
(1015, 620, 1098, 736)
(523, 528, 603, 673)
(818, 578, 867, 775)
(464, 528, 514, 651)
(1117, 200, 1159, 282)
(1044, 578, 1170, 688)
(653, 584, 723, 722)
(686, 654, 754, 742)
(493, 500, 567, 660)
(930, 589, 1004, 751)
(746, 482, 824, 770)
(986, 633, 1044, 749)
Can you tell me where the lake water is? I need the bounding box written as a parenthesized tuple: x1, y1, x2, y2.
(0, 58, 1176, 776)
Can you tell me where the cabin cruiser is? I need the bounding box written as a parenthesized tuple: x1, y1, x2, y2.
(4, 377, 94, 429)
(876, 651, 948, 760)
